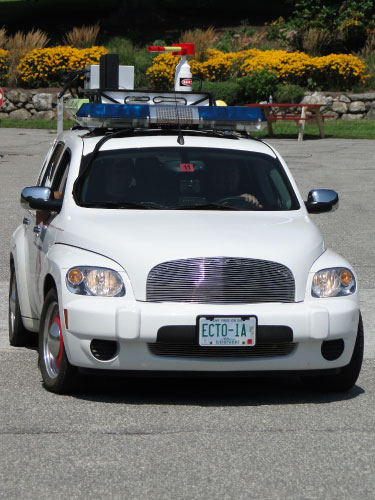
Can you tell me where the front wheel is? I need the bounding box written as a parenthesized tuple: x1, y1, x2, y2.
(39, 288, 77, 394)
(301, 314, 364, 392)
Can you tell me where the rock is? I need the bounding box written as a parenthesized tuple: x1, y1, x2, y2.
(32, 93, 54, 111)
(349, 101, 366, 113)
(18, 92, 29, 104)
(332, 101, 348, 114)
(25, 103, 34, 111)
(326, 96, 333, 105)
(9, 108, 32, 120)
(5, 90, 20, 104)
(301, 92, 329, 105)
(339, 94, 351, 103)
(347, 92, 375, 101)
(2, 99, 17, 113)
(32, 110, 55, 120)
(365, 107, 375, 119)
(341, 113, 364, 120)
(325, 111, 339, 120)
(0, 111, 9, 118)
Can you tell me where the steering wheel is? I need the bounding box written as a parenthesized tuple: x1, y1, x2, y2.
(217, 196, 261, 208)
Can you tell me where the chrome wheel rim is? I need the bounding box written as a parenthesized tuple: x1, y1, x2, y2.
(43, 301, 63, 379)
(9, 275, 17, 335)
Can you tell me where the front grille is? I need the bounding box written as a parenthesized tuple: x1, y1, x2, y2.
(148, 342, 296, 358)
(147, 257, 295, 303)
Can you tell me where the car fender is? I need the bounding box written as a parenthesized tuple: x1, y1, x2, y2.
(43, 243, 135, 307)
(304, 248, 359, 305)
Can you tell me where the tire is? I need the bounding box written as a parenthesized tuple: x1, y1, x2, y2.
(39, 288, 77, 394)
(301, 313, 364, 392)
(9, 264, 35, 347)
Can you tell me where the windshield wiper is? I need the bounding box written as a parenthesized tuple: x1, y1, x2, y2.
(80, 201, 159, 209)
(175, 203, 239, 211)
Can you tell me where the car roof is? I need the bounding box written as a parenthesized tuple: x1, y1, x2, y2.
(70, 130, 277, 158)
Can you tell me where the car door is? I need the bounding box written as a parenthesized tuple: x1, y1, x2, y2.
(27, 146, 71, 318)
(23, 142, 65, 319)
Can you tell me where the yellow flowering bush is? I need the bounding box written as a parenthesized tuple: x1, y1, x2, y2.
(17, 46, 108, 87)
(0, 48, 9, 83)
(146, 48, 368, 90)
(145, 52, 176, 90)
(240, 50, 312, 84)
(309, 53, 367, 88)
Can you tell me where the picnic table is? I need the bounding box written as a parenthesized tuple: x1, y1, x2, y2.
(245, 103, 331, 141)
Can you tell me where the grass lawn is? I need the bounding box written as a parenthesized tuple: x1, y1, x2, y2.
(0, 118, 75, 130)
(1, 117, 375, 139)
(252, 120, 375, 140)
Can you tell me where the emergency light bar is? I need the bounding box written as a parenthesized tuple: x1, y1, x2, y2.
(74, 102, 266, 132)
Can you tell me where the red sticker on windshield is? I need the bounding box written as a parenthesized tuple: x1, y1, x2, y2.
(180, 163, 194, 172)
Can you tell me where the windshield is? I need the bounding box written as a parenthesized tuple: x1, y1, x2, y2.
(76, 147, 300, 211)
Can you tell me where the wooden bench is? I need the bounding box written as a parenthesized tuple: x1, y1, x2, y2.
(245, 103, 333, 141)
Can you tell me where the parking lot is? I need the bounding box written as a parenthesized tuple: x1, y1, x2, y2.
(0, 128, 374, 499)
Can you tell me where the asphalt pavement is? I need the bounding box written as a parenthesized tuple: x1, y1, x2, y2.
(0, 128, 374, 500)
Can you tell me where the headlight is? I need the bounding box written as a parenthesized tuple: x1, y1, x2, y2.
(66, 267, 125, 297)
(312, 267, 356, 298)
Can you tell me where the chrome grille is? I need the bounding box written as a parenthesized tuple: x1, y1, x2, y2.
(148, 342, 296, 358)
(146, 257, 295, 303)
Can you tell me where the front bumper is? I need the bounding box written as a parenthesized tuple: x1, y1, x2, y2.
(61, 295, 360, 372)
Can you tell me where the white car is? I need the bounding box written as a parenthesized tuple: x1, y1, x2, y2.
(9, 100, 363, 394)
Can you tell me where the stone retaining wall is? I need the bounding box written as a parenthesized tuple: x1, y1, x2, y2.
(0, 89, 67, 120)
(1, 88, 375, 120)
(302, 91, 375, 120)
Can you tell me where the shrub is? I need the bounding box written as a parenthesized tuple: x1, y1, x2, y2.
(180, 27, 216, 62)
(308, 53, 368, 90)
(240, 50, 312, 86)
(6, 29, 49, 86)
(215, 20, 259, 52)
(192, 81, 241, 105)
(63, 24, 100, 49)
(265, 1, 375, 54)
(274, 83, 305, 103)
(146, 52, 176, 90)
(17, 46, 108, 87)
(237, 70, 278, 103)
(105, 37, 154, 88)
(0, 26, 7, 48)
(0, 48, 8, 83)
(146, 48, 368, 93)
(191, 49, 233, 81)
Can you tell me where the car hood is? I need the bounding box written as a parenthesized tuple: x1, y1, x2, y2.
(59, 209, 324, 301)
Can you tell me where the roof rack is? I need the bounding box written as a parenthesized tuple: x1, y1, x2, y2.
(60, 49, 267, 134)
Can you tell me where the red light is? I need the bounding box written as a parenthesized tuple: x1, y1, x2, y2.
(147, 43, 195, 56)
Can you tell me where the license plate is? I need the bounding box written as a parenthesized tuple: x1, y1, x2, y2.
(198, 316, 256, 347)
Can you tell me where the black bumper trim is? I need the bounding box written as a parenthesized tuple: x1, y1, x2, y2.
(78, 368, 341, 378)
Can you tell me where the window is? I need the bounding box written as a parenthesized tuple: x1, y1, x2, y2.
(39, 142, 65, 187)
(51, 150, 71, 200)
(76, 148, 300, 211)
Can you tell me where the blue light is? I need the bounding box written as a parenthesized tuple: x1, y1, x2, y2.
(75, 103, 266, 131)
(198, 106, 265, 122)
(78, 103, 150, 119)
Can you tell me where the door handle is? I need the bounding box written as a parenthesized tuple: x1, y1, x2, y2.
(33, 226, 41, 234)
(23, 217, 30, 225)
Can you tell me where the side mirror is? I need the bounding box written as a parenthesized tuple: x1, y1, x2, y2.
(305, 189, 339, 214)
(20, 186, 62, 213)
